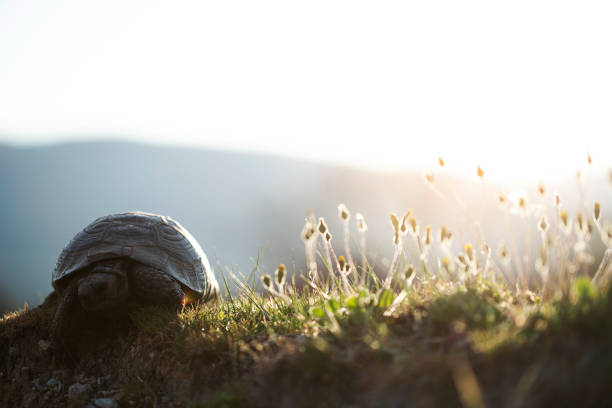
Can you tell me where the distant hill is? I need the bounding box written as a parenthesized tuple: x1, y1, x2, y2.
(0, 141, 607, 312)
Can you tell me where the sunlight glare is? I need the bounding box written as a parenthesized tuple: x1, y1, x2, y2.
(0, 0, 610, 181)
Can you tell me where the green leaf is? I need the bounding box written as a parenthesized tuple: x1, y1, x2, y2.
(326, 299, 339, 313)
(574, 277, 595, 302)
(378, 290, 394, 308)
(346, 296, 359, 309)
(311, 306, 325, 319)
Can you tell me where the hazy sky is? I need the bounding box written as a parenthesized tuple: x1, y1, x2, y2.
(0, 1, 610, 181)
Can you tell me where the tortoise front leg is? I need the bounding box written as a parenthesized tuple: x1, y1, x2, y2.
(129, 264, 185, 307)
(50, 278, 81, 360)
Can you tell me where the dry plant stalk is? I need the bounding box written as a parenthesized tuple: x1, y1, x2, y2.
(592, 249, 612, 292)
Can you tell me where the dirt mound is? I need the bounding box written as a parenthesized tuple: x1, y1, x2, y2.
(0, 301, 225, 407)
(4, 284, 612, 408)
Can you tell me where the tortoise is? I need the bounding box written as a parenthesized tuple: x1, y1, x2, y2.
(49, 211, 219, 349)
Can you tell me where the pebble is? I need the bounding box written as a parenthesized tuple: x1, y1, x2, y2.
(38, 339, 51, 351)
(46, 378, 62, 392)
(31, 378, 44, 391)
(68, 382, 92, 400)
(93, 397, 118, 408)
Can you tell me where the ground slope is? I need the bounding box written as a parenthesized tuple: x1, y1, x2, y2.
(2, 279, 612, 408)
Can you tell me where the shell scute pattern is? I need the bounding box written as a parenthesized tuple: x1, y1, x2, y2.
(105, 223, 154, 247)
(154, 222, 194, 252)
(68, 220, 109, 250)
(53, 212, 216, 298)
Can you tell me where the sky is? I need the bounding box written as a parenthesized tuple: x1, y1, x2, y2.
(0, 1, 611, 182)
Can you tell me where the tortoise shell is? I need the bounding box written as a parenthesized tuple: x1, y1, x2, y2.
(53, 212, 218, 300)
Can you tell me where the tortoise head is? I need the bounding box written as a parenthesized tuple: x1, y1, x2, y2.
(77, 259, 129, 312)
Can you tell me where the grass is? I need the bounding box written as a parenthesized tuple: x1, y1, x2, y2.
(2, 158, 612, 407)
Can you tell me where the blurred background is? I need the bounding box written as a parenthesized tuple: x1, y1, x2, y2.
(1, 1, 611, 312)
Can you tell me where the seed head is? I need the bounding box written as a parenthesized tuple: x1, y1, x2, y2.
(424, 226, 432, 247)
(497, 241, 510, 264)
(325, 232, 332, 242)
(440, 225, 453, 243)
(306, 208, 315, 223)
(409, 217, 418, 235)
(438, 157, 445, 167)
(559, 211, 571, 234)
(393, 231, 400, 246)
(441, 257, 454, 274)
(477, 166, 484, 178)
(538, 216, 549, 233)
(594, 202, 601, 223)
(337, 204, 350, 221)
(481, 243, 491, 257)
(356, 213, 368, 232)
(301, 221, 316, 242)
(519, 197, 527, 211)
(554, 193, 561, 208)
(464, 243, 474, 262)
(575, 212, 587, 236)
(455, 255, 468, 271)
(404, 264, 415, 280)
(424, 172, 434, 184)
(317, 218, 327, 235)
(390, 213, 400, 234)
(538, 183, 546, 196)
(338, 256, 346, 271)
(261, 274, 272, 290)
(275, 264, 287, 286)
(498, 193, 507, 207)
(588, 152, 592, 164)
(343, 263, 351, 275)
(400, 211, 411, 235)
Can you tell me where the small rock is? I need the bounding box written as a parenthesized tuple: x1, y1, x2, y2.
(31, 378, 44, 391)
(93, 397, 118, 408)
(46, 378, 62, 392)
(38, 339, 51, 351)
(98, 388, 119, 397)
(68, 383, 92, 400)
